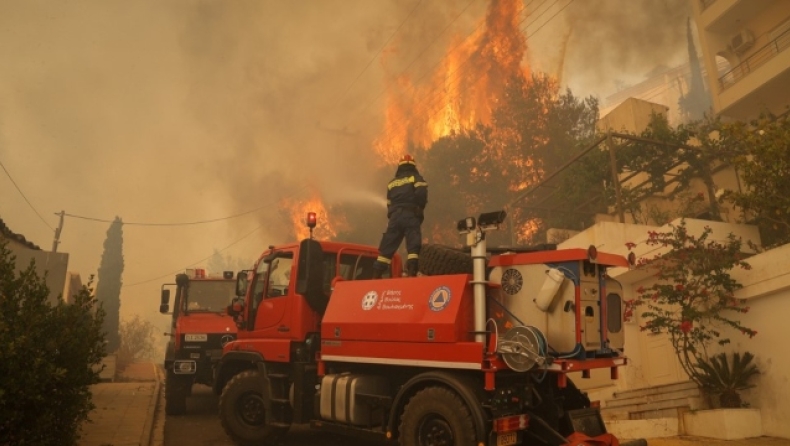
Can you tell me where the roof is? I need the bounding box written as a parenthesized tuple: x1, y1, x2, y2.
(0, 217, 42, 250)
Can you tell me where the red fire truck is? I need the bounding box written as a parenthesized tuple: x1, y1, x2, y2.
(159, 268, 238, 415)
(214, 211, 646, 446)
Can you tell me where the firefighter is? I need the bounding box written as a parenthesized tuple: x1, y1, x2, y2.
(372, 154, 428, 278)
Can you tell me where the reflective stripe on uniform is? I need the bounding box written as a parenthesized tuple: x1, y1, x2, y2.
(407, 253, 419, 260)
(388, 175, 415, 190)
(376, 256, 392, 264)
(414, 181, 428, 188)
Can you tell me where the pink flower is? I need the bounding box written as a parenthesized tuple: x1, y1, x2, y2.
(676, 284, 684, 291)
(680, 320, 693, 334)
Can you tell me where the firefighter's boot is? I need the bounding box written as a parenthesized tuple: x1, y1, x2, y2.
(372, 268, 383, 279)
(407, 259, 419, 277)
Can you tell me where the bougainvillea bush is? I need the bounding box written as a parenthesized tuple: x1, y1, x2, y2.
(632, 220, 756, 387)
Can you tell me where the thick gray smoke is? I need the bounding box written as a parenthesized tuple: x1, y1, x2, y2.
(558, 0, 692, 96)
(0, 0, 690, 322)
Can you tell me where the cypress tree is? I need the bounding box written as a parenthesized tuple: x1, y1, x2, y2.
(95, 217, 124, 352)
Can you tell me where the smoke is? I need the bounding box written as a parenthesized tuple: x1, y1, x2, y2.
(0, 0, 693, 324)
(531, 0, 692, 98)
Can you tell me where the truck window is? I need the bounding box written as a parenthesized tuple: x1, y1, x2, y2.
(266, 256, 293, 299)
(186, 280, 236, 312)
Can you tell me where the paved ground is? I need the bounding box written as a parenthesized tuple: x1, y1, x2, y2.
(644, 437, 790, 446)
(79, 362, 159, 446)
(78, 361, 790, 446)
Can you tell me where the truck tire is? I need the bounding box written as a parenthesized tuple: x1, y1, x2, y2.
(418, 244, 473, 276)
(219, 370, 287, 446)
(165, 369, 189, 416)
(399, 386, 476, 446)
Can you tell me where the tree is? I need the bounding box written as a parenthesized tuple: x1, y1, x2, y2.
(720, 112, 790, 247)
(0, 241, 106, 445)
(207, 249, 252, 275)
(632, 220, 755, 388)
(116, 314, 158, 371)
(96, 217, 124, 352)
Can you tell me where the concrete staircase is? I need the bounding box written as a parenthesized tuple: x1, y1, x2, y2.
(601, 380, 704, 421)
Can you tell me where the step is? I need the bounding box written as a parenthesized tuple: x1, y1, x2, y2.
(602, 396, 703, 421)
(605, 387, 700, 409)
(611, 380, 697, 400)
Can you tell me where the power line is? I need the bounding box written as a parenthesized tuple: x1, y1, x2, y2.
(373, 0, 569, 146)
(371, 0, 556, 142)
(327, 0, 427, 115)
(63, 184, 312, 227)
(340, 0, 488, 123)
(0, 158, 55, 231)
(123, 221, 265, 288)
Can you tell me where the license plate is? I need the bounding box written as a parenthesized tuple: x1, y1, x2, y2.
(497, 432, 518, 446)
(185, 333, 207, 342)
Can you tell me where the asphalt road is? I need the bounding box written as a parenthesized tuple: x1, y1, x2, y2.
(163, 385, 386, 446)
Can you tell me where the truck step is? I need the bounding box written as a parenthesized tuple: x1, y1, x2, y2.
(268, 421, 291, 428)
(270, 397, 290, 405)
(267, 373, 289, 380)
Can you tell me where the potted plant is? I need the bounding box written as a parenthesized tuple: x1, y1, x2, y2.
(695, 351, 759, 408)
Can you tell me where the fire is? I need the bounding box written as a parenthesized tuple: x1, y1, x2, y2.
(374, 0, 531, 163)
(281, 195, 349, 241)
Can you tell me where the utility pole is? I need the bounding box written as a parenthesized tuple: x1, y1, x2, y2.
(52, 210, 65, 252)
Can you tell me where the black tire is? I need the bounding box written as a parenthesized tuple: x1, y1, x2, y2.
(165, 369, 189, 416)
(399, 387, 476, 446)
(418, 244, 473, 276)
(219, 370, 287, 446)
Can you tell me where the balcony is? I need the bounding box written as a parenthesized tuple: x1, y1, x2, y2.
(719, 27, 790, 90)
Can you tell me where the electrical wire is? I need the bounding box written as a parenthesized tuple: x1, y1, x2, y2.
(0, 158, 55, 231)
(123, 221, 265, 288)
(327, 0, 427, 115)
(63, 184, 312, 227)
(368, 0, 572, 146)
(341, 0, 490, 122)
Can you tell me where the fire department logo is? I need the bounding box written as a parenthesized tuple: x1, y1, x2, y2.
(361, 291, 379, 311)
(428, 286, 451, 312)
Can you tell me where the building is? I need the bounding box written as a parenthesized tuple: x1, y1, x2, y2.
(691, 0, 790, 120)
(0, 217, 70, 304)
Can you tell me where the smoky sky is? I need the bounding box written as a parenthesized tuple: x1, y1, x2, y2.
(0, 0, 691, 325)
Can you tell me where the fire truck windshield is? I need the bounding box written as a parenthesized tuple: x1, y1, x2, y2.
(186, 280, 236, 312)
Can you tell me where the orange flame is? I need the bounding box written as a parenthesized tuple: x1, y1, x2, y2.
(375, 0, 531, 163)
(281, 195, 349, 241)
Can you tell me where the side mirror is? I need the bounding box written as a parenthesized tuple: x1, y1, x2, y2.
(236, 271, 250, 297)
(227, 299, 245, 317)
(159, 289, 171, 313)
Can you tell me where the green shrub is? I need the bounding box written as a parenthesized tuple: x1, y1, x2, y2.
(0, 241, 106, 445)
(696, 351, 759, 408)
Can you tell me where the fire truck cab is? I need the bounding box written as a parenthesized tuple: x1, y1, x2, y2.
(159, 268, 238, 415)
(215, 211, 645, 446)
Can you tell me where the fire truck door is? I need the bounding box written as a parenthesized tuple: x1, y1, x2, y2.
(254, 256, 293, 335)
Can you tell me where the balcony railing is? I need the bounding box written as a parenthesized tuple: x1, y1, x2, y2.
(700, 0, 717, 11)
(719, 27, 790, 90)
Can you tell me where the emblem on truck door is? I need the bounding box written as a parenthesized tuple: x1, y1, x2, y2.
(428, 286, 451, 311)
(361, 291, 378, 310)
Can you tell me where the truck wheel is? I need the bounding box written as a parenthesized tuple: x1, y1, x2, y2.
(419, 244, 473, 276)
(165, 369, 189, 416)
(219, 370, 287, 446)
(399, 386, 476, 446)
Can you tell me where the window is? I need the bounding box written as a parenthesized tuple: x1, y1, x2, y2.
(266, 256, 293, 298)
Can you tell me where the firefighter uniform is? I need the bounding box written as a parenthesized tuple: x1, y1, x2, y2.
(373, 155, 428, 278)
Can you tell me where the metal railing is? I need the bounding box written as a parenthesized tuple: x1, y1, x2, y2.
(719, 27, 790, 90)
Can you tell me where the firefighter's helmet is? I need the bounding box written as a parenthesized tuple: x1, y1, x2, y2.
(398, 154, 416, 166)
